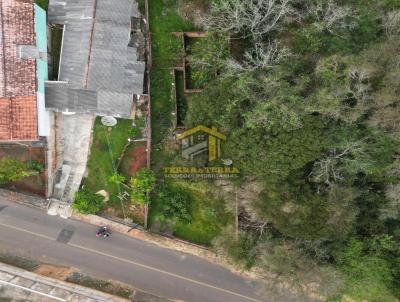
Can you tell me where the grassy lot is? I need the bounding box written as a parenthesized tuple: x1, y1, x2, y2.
(149, 0, 194, 168)
(147, 1, 232, 245)
(84, 118, 133, 207)
(172, 181, 233, 245)
(149, 180, 233, 245)
(185, 37, 210, 89)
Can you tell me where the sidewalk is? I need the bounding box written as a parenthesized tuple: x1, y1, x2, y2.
(0, 189, 49, 210)
(0, 262, 129, 302)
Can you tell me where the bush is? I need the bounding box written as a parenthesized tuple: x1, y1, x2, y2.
(156, 183, 192, 223)
(27, 160, 45, 173)
(129, 117, 146, 138)
(335, 237, 398, 302)
(0, 158, 36, 184)
(72, 189, 105, 214)
(130, 168, 156, 205)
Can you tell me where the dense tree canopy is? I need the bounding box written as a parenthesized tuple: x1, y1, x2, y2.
(184, 0, 400, 300)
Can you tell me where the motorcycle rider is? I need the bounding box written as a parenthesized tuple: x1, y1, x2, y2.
(96, 226, 110, 237)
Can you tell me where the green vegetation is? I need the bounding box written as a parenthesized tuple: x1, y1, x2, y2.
(34, 0, 47, 10)
(51, 27, 63, 80)
(175, 70, 187, 126)
(0, 158, 38, 184)
(83, 117, 148, 222)
(185, 34, 229, 89)
(150, 180, 232, 245)
(154, 181, 193, 224)
(172, 190, 232, 244)
(129, 116, 146, 138)
(149, 0, 400, 300)
(147, 0, 232, 245)
(72, 189, 105, 215)
(136, 0, 145, 15)
(148, 0, 194, 163)
(27, 160, 45, 173)
(84, 118, 133, 207)
(130, 168, 156, 205)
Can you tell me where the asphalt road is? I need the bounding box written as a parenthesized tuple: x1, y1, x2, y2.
(0, 198, 268, 302)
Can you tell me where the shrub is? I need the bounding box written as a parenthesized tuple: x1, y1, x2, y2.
(156, 183, 192, 223)
(72, 189, 105, 214)
(129, 117, 146, 138)
(27, 160, 45, 173)
(130, 168, 156, 205)
(0, 158, 36, 184)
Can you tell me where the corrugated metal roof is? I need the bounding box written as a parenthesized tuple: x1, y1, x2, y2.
(46, 0, 145, 118)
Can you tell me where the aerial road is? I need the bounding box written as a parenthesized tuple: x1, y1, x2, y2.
(0, 197, 268, 302)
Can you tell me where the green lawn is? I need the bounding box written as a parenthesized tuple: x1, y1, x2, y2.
(84, 118, 133, 207)
(149, 180, 233, 245)
(173, 187, 232, 245)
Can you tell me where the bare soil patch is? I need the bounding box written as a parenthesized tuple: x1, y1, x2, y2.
(119, 141, 148, 177)
(34, 264, 74, 280)
(176, 0, 207, 26)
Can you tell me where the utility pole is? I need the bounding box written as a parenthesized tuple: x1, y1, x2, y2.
(235, 186, 239, 239)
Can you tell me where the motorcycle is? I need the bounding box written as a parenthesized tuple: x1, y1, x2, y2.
(96, 226, 110, 238)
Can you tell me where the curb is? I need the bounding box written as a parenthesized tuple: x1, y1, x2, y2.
(71, 212, 262, 289)
(0, 189, 50, 211)
(72, 212, 216, 259)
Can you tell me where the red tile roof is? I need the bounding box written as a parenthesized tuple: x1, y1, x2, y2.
(0, 0, 38, 141)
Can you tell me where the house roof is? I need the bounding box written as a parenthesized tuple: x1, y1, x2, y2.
(46, 0, 145, 118)
(0, 0, 38, 141)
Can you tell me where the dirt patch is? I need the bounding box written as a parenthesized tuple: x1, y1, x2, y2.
(129, 145, 147, 175)
(119, 141, 148, 177)
(34, 264, 74, 280)
(103, 206, 124, 217)
(128, 203, 146, 225)
(10, 172, 46, 196)
(103, 203, 145, 225)
(176, 0, 208, 26)
(66, 272, 132, 299)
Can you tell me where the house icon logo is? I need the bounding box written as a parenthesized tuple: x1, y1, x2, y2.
(176, 125, 226, 162)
